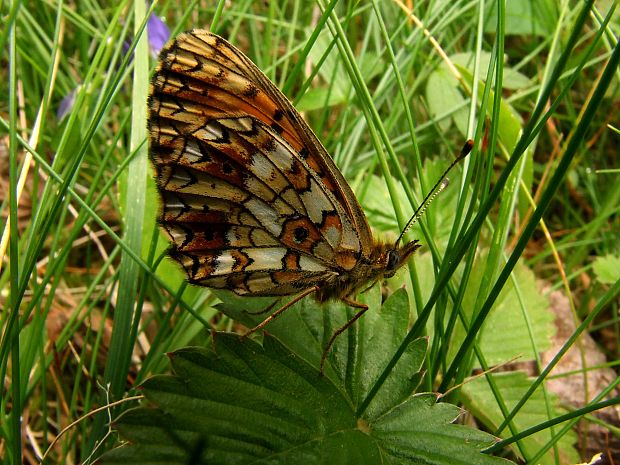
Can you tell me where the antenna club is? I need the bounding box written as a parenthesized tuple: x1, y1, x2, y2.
(459, 140, 474, 160)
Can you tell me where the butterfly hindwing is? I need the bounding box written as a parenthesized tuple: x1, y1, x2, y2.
(171, 247, 334, 296)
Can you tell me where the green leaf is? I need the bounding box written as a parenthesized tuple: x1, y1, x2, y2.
(461, 372, 579, 465)
(456, 64, 524, 155)
(213, 286, 427, 418)
(484, 0, 558, 37)
(296, 86, 347, 111)
(462, 259, 555, 367)
(425, 55, 525, 152)
(451, 52, 532, 91)
(592, 254, 620, 284)
(425, 66, 469, 135)
(103, 332, 511, 465)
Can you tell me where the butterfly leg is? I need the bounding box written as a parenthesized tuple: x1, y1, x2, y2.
(319, 298, 369, 375)
(243, 299, 281, 316)
(242, 286, 319, 338)
(341, 296, 369, 309)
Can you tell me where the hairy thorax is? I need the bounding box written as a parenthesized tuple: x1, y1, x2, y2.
(315, 240, 420, 303)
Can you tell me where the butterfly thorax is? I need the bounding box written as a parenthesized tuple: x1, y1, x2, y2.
(315, 239, 421, 303)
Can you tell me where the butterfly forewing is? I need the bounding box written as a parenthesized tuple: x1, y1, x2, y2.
(149, 30, 383, 296)
(175, 30, 374, 251)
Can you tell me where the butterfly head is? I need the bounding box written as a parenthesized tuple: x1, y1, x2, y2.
(382, 240, 421, 278)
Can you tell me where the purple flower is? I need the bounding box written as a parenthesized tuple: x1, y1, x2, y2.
(147, 13, 170, 57)
(57, 88, 76, 121)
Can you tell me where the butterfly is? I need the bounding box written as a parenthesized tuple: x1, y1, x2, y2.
(148, 30, 468, 369)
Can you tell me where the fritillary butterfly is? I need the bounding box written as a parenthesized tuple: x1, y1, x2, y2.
(148, 30, 468, 368)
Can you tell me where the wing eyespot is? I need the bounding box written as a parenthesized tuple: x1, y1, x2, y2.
(293, 226, 309, 243)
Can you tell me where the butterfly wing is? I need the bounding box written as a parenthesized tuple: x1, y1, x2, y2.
(201, 31, 375, 252)
(149, 30, 373, 296)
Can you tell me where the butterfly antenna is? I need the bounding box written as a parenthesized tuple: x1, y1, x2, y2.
(394, 140, 474, 247)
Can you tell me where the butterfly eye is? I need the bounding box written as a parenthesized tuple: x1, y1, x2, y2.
(386, 249, 400, 271)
